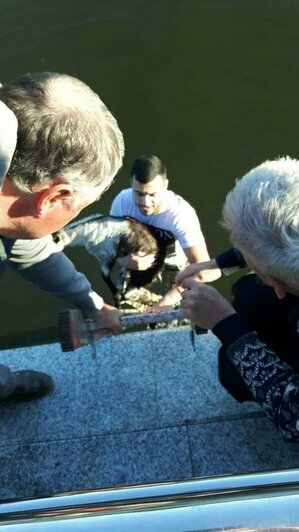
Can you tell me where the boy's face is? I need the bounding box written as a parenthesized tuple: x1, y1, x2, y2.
(131, 175, 168, 216)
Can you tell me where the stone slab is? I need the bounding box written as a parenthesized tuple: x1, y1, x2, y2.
(0, 326, 296, 501)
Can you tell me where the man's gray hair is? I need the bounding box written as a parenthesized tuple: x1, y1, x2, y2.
(0, 72, 124, 199)
(222, 156, 299, 291)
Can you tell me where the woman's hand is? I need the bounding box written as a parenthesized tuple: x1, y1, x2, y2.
(176, 259, 222, 286)
(180, 278, 236, 330)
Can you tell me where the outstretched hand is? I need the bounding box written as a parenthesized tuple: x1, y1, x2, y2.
(175, 259, 222, 286)
(180, 278, 236, 330)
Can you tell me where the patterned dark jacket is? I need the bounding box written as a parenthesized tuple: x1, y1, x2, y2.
(213, 247, 299, 442)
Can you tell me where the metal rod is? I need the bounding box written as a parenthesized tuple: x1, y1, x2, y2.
(87, 308, 185, 332)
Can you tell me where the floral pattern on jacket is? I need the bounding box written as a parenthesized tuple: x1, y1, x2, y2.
(227, 332, 299, 442)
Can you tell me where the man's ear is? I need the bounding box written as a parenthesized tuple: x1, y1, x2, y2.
(263, 275, 287, 299)
(36, 184, 74, 216)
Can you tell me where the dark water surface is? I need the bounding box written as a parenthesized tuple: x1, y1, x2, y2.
(1, 0, 299, 347)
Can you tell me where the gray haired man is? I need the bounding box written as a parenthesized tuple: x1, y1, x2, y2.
(0, 72, 124, 401)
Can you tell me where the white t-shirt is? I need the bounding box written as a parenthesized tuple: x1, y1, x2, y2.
(110, 188, 206, 267)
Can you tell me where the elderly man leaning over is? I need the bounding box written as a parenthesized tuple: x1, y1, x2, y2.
(0, 72, 124, 402)
(177, 157, 299, 442)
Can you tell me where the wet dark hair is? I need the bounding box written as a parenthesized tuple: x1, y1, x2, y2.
(117, 218, 167, 289)
(117, 218, 159, 257)
(130, 154, 167, 184)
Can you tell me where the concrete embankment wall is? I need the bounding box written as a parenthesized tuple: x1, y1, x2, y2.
(1, 327, 298, 500)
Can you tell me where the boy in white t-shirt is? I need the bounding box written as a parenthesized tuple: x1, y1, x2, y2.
(110, 154, 211, 310)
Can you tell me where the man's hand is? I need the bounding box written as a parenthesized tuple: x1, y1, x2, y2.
(151, 286, 183, 312)
(175, 258, 222, 285)
(180, 278, 236, 329)
(91, 303, 123, 333)
(117, 252, 156, 271)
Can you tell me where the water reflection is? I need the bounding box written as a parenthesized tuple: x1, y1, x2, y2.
(1, 0, 299, 346)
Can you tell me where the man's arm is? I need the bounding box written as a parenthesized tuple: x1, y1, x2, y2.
(152, 202, 214, 309)
(151, 244, 213, 310)
(7, 236, 122, 331)
(176, 247, 248, 286)
(184, 244, 209, 264)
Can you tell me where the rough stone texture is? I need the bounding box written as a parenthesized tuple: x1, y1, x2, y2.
(0, 328, 296, 500)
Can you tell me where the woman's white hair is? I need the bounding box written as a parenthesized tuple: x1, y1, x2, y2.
(222, 156, 299, 291)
